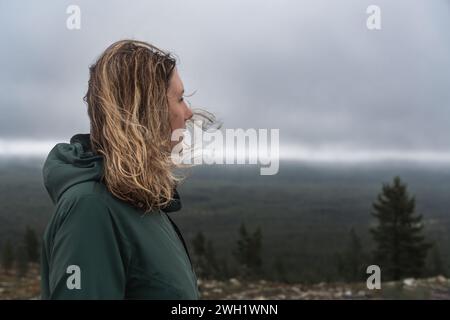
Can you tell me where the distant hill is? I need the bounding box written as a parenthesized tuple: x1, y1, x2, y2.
(1, 157, 450, 283)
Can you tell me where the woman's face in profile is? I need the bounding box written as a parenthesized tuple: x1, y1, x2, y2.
(167, 67, 193, 135)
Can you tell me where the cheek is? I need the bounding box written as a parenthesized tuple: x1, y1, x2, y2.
(169, 105, 185, 131)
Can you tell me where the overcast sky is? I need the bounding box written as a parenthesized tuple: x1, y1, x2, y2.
(0, 0, 449, 161)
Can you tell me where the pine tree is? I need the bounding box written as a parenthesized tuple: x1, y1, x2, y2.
(233, 223, 250, 277)
(24, 226, 39, 263)
(218, 258, 230, 280)
(273, 255, 288, 282)
(345, 228, 366, 281)
(336, 228, 366, 282)
(233, 223, 263, 279)
(370, 176, 431, 281)
(336, 253, 347, 281)
(2, 240, 14, 274)
(191, 231, 208, 278)
(192, 232, 206, 257)
(191, 232, 223, 279)
(204, 239, 220, 278)
(429, 243, 446, 277)
(248, 227, 263, 277)
(16, 245, 29, 278)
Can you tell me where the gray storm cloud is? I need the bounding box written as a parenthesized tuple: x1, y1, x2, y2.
(0, 0, 449, 154)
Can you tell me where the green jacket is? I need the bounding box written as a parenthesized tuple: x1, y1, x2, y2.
(41, 133, 200, 300)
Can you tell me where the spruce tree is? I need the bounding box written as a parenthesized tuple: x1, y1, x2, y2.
(191, 232, 223, 279)
(248, 227, 263, 277)
(24, 226, 39, 263)
(204, 239, 220, 278)
(16, 245, 29, 278)
(273, 255, 288, 282)
(2, 240, 14, 274)
(191, 231, 208, 278)
(192, 231, 206, 257)
(429, 243, 446, 277)
(233, 223, 250, 277)
(338, 228, 366, 282)
(233, 223, 263, 279)
(218, 258, 230, 280)
(370, 176, 431, 280)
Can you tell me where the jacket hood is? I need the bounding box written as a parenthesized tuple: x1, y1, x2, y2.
(43, 133, 104, 205)
(42, 133, 182, 212)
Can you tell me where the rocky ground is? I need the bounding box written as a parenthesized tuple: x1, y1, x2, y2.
(0, 264, 41, 299)
(1, 265, 449, 300)
(199, 277, 450, 300)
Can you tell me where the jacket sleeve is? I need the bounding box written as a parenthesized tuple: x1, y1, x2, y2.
(46, 196, 129, 299)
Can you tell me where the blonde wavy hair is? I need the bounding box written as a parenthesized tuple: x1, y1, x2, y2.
(85, 39, 183, 213)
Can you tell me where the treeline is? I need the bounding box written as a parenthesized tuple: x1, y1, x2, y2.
(191, 223, 265, 281)
(1, 226, 39, 277)
(1, 176, 448, 284)
(190, 176, 449, 283)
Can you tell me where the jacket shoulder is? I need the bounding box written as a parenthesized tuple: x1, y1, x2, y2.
(51, 194, 112, 233)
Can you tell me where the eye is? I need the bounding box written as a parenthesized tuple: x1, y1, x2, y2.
(181, 90, 196, 103)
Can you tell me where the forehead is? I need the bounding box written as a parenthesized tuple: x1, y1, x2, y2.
(168, 68, 184, 94)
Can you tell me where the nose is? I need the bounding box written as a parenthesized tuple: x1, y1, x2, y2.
(186, 106, 194, 121)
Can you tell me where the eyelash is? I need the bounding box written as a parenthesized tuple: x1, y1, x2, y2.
(180, 90, 196, 103)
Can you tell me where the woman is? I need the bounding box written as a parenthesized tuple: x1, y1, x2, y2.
(40, 40, 210, 299)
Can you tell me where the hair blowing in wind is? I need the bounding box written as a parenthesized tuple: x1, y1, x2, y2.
(84, 39, 184, 213)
